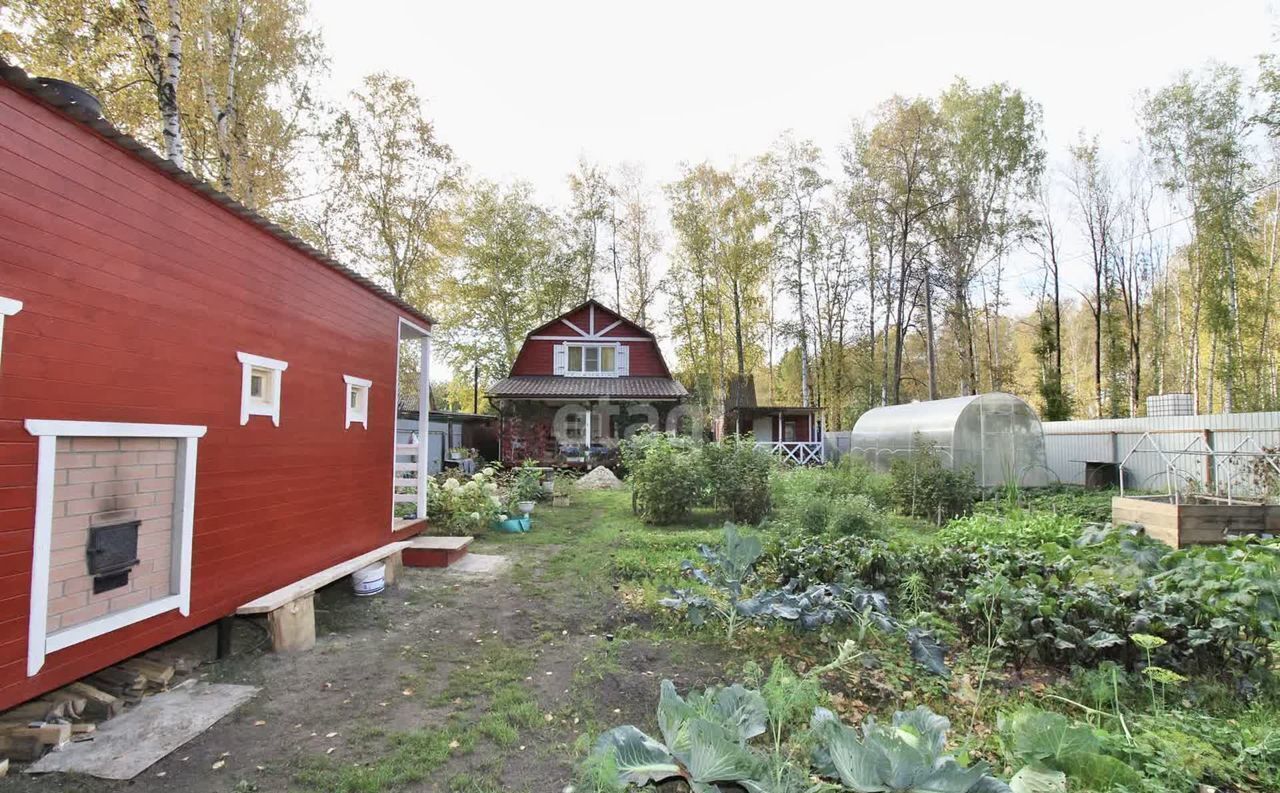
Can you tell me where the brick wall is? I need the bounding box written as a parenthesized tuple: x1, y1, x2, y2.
(46, 437, 178, 634)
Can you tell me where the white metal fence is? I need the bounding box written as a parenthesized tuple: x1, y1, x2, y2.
(1041, 412, 1280, 495)
(827, 411, 1280, 498)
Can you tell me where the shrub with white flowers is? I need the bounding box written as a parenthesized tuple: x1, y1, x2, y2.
(427, 467, 506, 533)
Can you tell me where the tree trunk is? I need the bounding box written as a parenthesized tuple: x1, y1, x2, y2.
(923, 272, 938, 399)
(135, 0, 185, 169)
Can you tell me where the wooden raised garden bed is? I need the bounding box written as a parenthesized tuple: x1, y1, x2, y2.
(1112, 495, 1280, 548)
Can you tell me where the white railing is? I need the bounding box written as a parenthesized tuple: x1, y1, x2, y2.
(756, 441, 824, 466)
(393, 443, 420, 505)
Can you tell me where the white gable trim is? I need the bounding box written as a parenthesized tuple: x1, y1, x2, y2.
(560, 319, 589, 336)
(597, 319, 623, 336)
(530, 335, 651, 342)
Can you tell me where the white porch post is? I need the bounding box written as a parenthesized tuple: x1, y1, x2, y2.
(417, 333, 431, 520)
(585, 405, 593, 448)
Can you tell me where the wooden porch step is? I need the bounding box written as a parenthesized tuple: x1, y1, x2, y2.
(403, 536, 473, 569)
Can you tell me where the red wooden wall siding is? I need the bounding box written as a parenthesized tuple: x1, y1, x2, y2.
(0, 83, 426, 709)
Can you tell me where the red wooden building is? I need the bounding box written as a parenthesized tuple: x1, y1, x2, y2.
(487, 300, 687, 465)
(0, 64, 433, 710)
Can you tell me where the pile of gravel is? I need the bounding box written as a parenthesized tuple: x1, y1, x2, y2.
(575, 465, 623, 490)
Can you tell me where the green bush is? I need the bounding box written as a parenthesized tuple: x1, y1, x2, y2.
(770, 457, 893, 537)
(622, 432, 704, 524)
(826, 495, 885, 537)
(888, 441, 978, 523)
(701, 435, 774, 524)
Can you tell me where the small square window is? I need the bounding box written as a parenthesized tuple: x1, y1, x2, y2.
(249, 367, 272, 402)
(344, 375, 372, 429)
(237, 352, 288, 426)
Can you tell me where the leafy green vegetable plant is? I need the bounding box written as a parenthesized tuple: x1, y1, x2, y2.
(589, 658, 997, 793)
(810, 704, 1010, 792)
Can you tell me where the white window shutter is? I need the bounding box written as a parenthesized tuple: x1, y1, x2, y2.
(553, 343, 567, 375)
(616, 344, 629, 376)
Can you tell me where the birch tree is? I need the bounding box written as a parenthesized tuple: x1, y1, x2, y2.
(133, 0, 185, 168)
(327, 73, 464, 312)
(761, 133, 827, 407)
(1142, 64, 1256, 413)
(931, 80, 1044, 396)
(566, 159, 610, 302)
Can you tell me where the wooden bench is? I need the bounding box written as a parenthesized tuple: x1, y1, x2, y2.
(403, 536, 473, 568)
(236, 541, 411, 652)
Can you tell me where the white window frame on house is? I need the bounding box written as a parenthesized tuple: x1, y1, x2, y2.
(344, 375, 372, 429)
(237, 351, 288, 426)
(0, 295, 23, 371)
(22, 419, 206, 676)
(564, 342, 620, 377)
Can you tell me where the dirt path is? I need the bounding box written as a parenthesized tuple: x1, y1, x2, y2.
(7, 509, 727, 793)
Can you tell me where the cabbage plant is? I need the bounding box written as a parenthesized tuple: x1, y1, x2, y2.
(810, 705, 1011, 792)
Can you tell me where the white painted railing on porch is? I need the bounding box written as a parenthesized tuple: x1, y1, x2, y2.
(756, 441, 824, 465)
(393, 443, 420, 504)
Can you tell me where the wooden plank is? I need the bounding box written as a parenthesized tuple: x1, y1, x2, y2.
(235, 541, 411, 614)
(408, 536, 473, 551)
(63, 682, 121, 721)
(393, 463, 418, 472)
(392, 494, 416, 504)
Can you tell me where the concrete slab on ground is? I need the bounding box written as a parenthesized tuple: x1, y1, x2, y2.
(28, 681, 259, 779)
(442, 553, 511, 577)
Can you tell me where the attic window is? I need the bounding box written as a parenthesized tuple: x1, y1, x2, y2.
(344, 375, 371, 429)
(237, 352, 288, 426)
(567, 344, 616, 375)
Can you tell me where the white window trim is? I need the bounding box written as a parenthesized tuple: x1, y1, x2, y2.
(344, 374, 372, 429)
(23, 419, 205, 676)
(564, 342, 621, 377)
(237, 351, 288, 426)
(0, 295, 23, 371)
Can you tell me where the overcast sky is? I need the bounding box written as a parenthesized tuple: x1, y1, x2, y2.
(307, 0, 1276, 378)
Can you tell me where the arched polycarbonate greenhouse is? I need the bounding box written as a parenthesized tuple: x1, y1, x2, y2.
(848, 393, 1052, 487)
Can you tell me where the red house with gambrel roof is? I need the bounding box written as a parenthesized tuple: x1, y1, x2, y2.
(487, 300, 687, 465)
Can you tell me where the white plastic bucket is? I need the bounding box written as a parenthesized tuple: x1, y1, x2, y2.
(352, 562, 386, 597)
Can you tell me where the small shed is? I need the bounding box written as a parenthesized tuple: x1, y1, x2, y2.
(848, 393, 1051, 487)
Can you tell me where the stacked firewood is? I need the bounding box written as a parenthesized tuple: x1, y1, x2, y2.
(0, 647, 195, 764)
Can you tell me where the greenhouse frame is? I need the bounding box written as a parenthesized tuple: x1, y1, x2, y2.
(847, 393, 1052, 487)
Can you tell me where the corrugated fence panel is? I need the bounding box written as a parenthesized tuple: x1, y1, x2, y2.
(1043, 412, 1280, 491)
